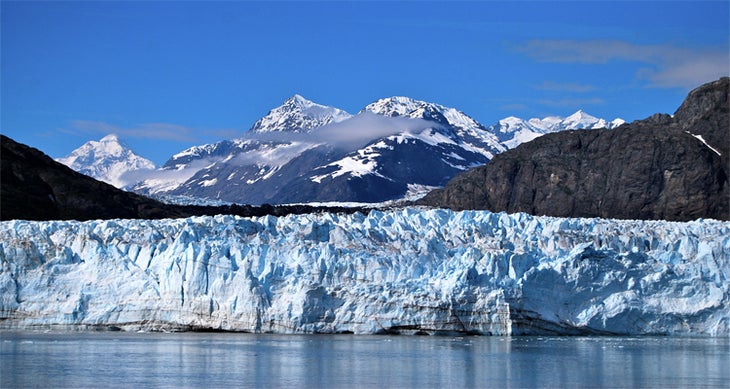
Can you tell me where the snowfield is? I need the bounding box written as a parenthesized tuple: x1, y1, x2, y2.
(1, 209, 727, 336)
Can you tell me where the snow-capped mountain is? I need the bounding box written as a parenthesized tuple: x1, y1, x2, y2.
(492, 110, 625, 149)
(362, 96, 505, 155)
(2, 209, 727, 335)
(300, 97, 506, 202)
(132, 95, 506, 204)
(131, 95, 345, 200)
(56, 134, 156, 188)
(122, 95, 623, 205)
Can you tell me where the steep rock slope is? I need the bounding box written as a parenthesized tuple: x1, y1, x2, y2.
(1, 209, 727, 335)
(0, 135, 184, 220)
(420, 78, 729, 221)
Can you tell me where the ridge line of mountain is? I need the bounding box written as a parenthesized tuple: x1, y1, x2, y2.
(417, 77, 729, 221)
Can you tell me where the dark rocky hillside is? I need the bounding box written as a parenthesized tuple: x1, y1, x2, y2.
(0, 135, 368, 221)
(419, 78, 729, 221)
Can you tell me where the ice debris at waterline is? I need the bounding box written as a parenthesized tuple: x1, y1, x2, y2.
(1, 209, 728, 336)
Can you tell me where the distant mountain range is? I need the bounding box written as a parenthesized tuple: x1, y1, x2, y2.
(57, 96, 623, 204)
(491, 110, 625, 149)
(7, 78, 727, 222)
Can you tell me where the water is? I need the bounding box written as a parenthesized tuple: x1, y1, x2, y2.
(1, 332, 728, 388)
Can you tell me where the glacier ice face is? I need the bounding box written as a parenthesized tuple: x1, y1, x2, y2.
(0, 209, 727, 336)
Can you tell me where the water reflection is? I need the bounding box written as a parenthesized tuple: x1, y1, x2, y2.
(1, 332, 727, 388)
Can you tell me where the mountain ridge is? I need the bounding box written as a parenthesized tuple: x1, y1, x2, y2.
(492, 110, 625, 149)
(128, 95, 510, 204)
(58, 94, 624, 205)
(129, 97, 620, 204)
(418, 77, 729, 221)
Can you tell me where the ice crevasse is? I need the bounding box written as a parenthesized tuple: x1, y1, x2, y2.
(0, 208, 728, 336)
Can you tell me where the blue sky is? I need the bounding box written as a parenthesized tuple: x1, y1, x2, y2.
(2, 1, 728, 165)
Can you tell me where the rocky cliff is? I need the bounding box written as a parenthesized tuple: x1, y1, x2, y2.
(0, 135, 183, 221)
(420, 78, 729, 221)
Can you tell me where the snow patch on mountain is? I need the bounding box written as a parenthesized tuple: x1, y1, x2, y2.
(1, 209, 727, 336)
(56, 134, 156, 188)
(403, 183, 440, 201)
(686, 131, 722, 156)
(311, 140, 390, 183)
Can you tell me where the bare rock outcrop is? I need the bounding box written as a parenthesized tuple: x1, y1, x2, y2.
(419, 78, 729, 221)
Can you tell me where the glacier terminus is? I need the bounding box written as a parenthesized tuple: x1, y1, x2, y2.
(1, 209, 727, 336)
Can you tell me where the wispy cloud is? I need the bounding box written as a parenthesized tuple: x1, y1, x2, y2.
(517, 39, 729, 88)
(67, 120, 238, 143)
(119, 158, 217, 188)
(533, 81, 596, 93)
(205, 128, 243, 140)
(538, 97, 605, 108)
(243, 112, 441, 151)
(499, 103, 529, 112)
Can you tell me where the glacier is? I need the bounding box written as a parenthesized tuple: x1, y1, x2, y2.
(0, 209, 728, 336)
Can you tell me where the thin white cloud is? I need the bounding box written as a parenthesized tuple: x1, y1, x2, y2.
(68, 120, 228, 142)
(518, 39, 729, 88)
(518, 39, 650, 64)
(119, 158, 215, 189)
(206, 128, 243, 140)
(537, 97, 605, 108)
(533, 81, 596, 93)
(499, 103, 529, 112)
(311, 112, 441, 149)
(242, 112, 441, 151)
(637, 52, 729, 88)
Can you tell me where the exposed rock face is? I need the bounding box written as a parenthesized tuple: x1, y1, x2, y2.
(420, 78, 729, 221)
(0, 135, 183, 221)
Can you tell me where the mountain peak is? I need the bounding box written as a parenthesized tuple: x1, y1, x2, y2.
(562, 110, 616, 130)
(284, 94, 313, 107)
(249, 95, 351, 134)
(362, 96, 427, 117)
(56, 134, 155, 188)
(100, 133, 120, 142)
(565, 109, 597, 122)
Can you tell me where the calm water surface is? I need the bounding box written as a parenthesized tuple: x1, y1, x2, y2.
(1, 332, 728, 388)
